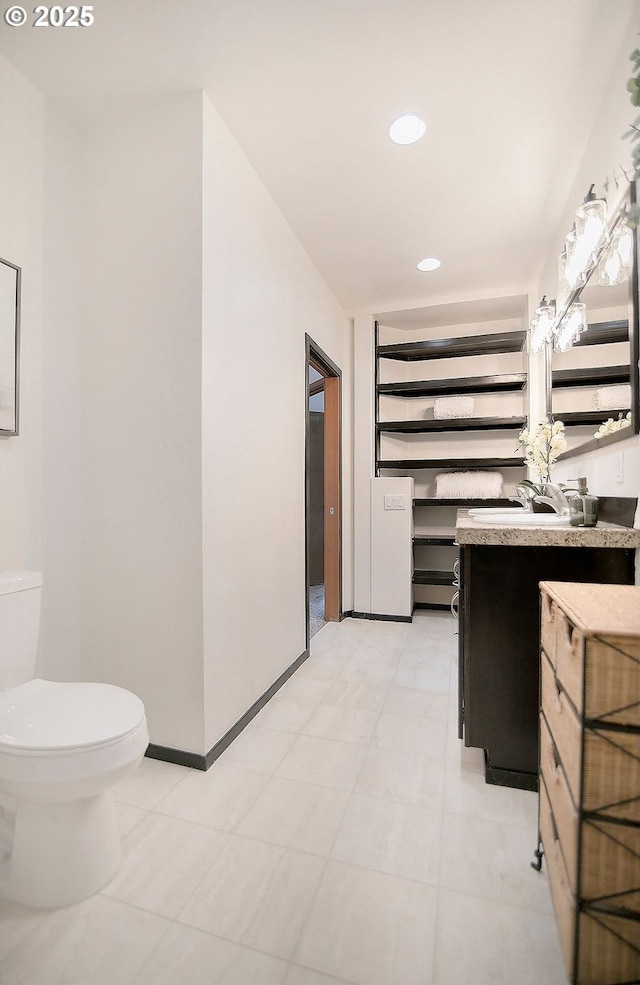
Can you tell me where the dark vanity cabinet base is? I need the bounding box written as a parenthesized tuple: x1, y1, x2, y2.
(458, 543, 635, 790)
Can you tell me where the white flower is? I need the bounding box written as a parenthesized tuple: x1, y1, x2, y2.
(594, 412, 631, 439)
(517, 416, 566, 482)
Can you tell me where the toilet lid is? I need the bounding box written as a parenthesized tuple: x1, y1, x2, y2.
(0, 679, 146, 751)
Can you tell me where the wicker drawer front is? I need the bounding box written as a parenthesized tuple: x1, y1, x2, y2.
(541, 782, 640, 985)
(584, 636, 640, 726)
(539, 781, 576, 981)
(540, 715, 578, 891)
(541, 651, 581, 803)
(541, 715, 640, 903)
(582, 726, 640, 821)
(541, 653, 640, 819)
(581, 819, 640, 910)
(554, 608, 584, 716)
(574, 908, 640, 985)
(540, 591, 557, 664)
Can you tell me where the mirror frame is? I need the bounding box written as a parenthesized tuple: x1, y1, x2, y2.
(551, 181, 639, 461)
(0, 256, 21, 437)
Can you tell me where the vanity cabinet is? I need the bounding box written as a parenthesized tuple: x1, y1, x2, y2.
(537, 581, 640, 985)
(455, 514, 638, 790)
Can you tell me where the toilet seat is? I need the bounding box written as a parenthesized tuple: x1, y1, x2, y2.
(0, 678, 145, 752)
(0, 679, 149, 908)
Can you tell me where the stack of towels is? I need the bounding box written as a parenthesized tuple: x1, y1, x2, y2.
(593, 384, 631, 411)
(433, 396, 475, 419)
(435, 471, 503, 499)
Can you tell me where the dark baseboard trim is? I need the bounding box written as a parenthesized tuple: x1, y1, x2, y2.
(145, 647, 310, 772)
(145, 743, 207, 771)
(349, 610, 412, 623)
(413, 602, 451, 612)
(484, 751, 538, 792)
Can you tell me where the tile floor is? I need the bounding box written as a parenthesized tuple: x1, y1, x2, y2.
(0, 612, 568, 985)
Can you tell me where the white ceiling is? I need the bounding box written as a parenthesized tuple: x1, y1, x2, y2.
(0, 0, 637, 314)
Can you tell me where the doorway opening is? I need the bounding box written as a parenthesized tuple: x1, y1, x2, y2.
(305, 336, 342, 645)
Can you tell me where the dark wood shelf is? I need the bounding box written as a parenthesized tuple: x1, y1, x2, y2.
(413, 601, 452, 611)
(377, 373, 527, 398)
(555, 409, 630, 426)
(378, 457, 526, 470)
(572, 319, 628, 346)
(552, 365, 630, 389)
(377, 416, 526, 434)
(413, 497, 520, 507)
(412, 569, 455, 586)
(377, 330, 526, 362)
(413, 534, 456, 546)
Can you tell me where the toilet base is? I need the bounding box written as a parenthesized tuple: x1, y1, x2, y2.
(0, 791, 122, 908)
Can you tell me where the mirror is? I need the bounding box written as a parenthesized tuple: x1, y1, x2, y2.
(0, 256, 20, 436)
(549, 182, 639, 459)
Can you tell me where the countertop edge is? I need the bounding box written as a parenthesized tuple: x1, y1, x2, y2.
(455, 510, 640, 548)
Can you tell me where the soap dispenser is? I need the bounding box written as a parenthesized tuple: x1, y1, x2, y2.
(568, 477, 598, 527)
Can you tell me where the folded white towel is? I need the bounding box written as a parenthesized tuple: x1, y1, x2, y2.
(593, 384, 631, 411)
(433, 396, 475, 419)
(435, 471, 503, 499)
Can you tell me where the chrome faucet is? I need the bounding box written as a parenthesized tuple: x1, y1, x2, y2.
(532, 483, 575, 516)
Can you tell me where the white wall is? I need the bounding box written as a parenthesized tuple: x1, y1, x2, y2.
(0, 66, 352, 757)
(353, 314, 376, 613)
(80, 94, 206, 753)
(201, 95, 351, 750)
(0, 57, 44, 574)
(38, 104, 84, 681)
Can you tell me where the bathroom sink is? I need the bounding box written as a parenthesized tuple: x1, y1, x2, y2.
(469, 509, 567, 525)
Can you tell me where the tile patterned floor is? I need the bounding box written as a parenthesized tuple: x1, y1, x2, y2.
(0, 613, 567, 985)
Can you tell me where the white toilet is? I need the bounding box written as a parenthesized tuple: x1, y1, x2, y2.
(0, 571, 149, 908)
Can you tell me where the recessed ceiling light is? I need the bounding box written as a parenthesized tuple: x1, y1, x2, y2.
(389, 115, 426, 145)
(416, 257, 441, 272)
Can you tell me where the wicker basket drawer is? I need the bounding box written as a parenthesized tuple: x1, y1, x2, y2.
(541, 783, 640, 985)
(539, 780, 576, 980)
(540, 715, 578, 891)
(581, 726, 640, 821)
(583, 636, 640, 727)
(581, 819, 640, 910)
(541, 651, 581, 803)
(554, 607, 584, 716)
(543, 651, 640, 820)
(540, 590, 557, 663)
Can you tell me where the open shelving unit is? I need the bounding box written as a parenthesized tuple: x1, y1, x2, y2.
(375, 319, 528, 611)
(551, 317, 632, 440)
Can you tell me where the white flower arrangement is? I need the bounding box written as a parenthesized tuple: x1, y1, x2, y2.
(517, 417, 567, 490)
(594, 412, 631, 439)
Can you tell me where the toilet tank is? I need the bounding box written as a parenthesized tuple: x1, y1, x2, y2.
(0, 571, 43, 692)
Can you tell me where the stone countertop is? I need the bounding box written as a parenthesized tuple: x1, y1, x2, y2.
(455, 511, 640, 548)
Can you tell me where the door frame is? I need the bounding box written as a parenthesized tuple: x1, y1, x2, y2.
(305, 335, 342, 644)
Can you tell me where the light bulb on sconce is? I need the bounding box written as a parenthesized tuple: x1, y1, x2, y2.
(529, 296, 557, 353)
(563, 226, 588, 292)
(598, 222, 634, 286)
(574, 184, 608, 271)
(554, 302, 587, 352)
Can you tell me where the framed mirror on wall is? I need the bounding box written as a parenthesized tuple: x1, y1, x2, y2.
(0, 257, 21, 436)
(549, 181, 639, 460)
